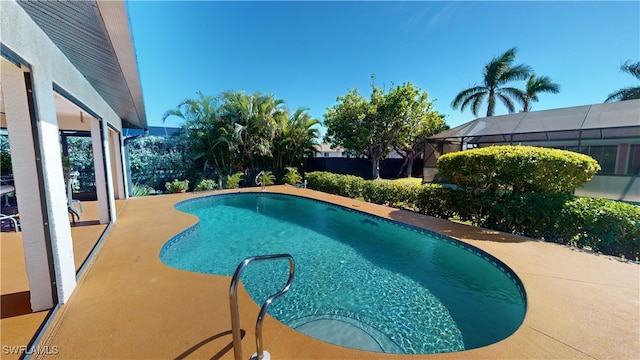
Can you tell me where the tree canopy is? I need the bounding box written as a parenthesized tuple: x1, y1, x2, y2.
(323, 79, 444, 179)
(393, 108, 448, 178)
(451, 47, 531, 117)
(451, 47, 562, 117)
(162, 91, 319, 181)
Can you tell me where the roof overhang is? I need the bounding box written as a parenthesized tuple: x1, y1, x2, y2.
(430, 100, 640, 144)
(17, 0, 147, 129)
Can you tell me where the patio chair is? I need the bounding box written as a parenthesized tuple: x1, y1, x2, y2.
(67, 171, 82, 224)
(1, 183, 19, 231)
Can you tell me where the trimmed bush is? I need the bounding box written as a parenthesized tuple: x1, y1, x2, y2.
(406, 184, 457, 219)
(437, 145, 601, 194)
(305, 171, 360, 198)
(362, 180, 413, 208)
(362, 180, 392, 205)
(482, 192, 572, 239)
(557, 197, 639, 260)
(306, 171, 338, 194)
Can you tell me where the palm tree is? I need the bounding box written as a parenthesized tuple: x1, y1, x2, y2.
(162, 92, 231, 173)
(219, 91, 286, 169)
(605, 60, 640, 102)
(521, 74, 561, 112)
(281, 108, 320, 168)
(452, 47, 532, 117)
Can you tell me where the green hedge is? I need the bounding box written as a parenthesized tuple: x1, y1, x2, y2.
(437, 145, 601, 194)
(558, 197, 640, 260)
(306, 171, 366, 198)
(305, 171, 639, 261)
(481, 192, 570, 239)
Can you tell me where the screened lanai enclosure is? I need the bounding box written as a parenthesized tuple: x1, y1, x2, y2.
(424, 100, 640, 202)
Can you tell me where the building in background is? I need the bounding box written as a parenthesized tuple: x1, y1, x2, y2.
(425, 100, 640, 202)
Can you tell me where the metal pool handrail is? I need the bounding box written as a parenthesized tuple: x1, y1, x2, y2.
(255, 171, 266, 191)
(229, 254, 295, 360)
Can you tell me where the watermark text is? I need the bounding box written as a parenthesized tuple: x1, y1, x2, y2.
(2, 345, 59, 356)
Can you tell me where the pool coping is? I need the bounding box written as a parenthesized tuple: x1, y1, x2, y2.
(34, 186, 640, 359)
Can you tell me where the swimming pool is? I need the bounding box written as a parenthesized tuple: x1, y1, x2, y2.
(160, 193, 526, 354)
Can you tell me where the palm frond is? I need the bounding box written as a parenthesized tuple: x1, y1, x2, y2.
(483, 47, 519, 86)
(521, 74, 561, 111)
(605, 61, 640, 102)
(526, 75, 561, 96)
(605, 86, 640, 102)
(621, 60, 640, 80)
(497, 64, 532, 85)
(161, 109, 185, 123)
(451, 86, 486, 109)
(471, 94, 484, 117)
(500, 87, 528, 105)
(496, 93, 516, 113)
(459, 92, 485, 117)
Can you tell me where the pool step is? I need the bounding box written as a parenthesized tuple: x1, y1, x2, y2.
(292, 315, 402, 353)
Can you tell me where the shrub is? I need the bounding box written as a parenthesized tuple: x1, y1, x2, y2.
(482, 192, 572, 239)
(557, 198, 639, 260)
(306, 171, 339, 194)
(131, 183, 155, 197)
(306, 172, 363, 198)
(335, 174, 366, 198)
(282, 167, 303, 185)
(129, 136, 192, 191)
(362, 180, 407, 207)
(362, 180, 388, 205)
(306, 171, 638, 261)
(305, 171, 322, 188)
(408, 184, 457, 219)
(226, 172, 244, 189)
(437, 145, 601, 194)
(165, 179, 189, 193)
(195, 179, 217, 192)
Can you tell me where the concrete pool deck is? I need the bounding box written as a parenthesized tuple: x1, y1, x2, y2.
(21, 186, 640, 359)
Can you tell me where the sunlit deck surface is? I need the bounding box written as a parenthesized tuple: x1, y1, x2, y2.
(2, 186, 639, 359)
(1, 200, 115, 359)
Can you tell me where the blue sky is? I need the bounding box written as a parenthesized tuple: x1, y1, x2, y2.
(127, 1, 640, 132)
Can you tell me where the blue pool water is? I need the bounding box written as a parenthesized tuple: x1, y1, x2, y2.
(160, 193, 526, 354)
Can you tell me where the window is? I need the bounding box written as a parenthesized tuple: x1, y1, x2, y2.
(586, 145, 617, 174)
(627, 144, 640, 175)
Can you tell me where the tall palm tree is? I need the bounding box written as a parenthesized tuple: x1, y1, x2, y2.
(605, 60, 640, 102)
(162, 92, 231, 173)
(285, 108, 320, 167)
(521, 74, 561, 112)
(219, 91, 286, 169)
(272, 108, 319, 170)
(452, 47, 532, 117)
